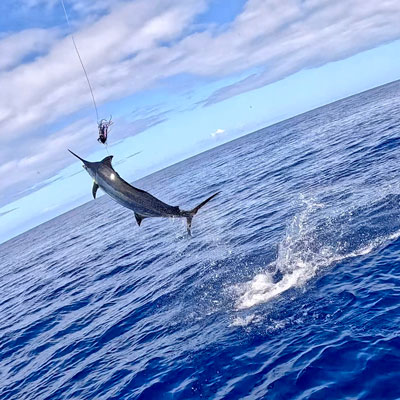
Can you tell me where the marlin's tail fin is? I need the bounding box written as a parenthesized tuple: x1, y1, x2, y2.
(186, 192, 220, 235)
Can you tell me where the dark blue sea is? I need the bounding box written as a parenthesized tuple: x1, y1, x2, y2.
(2, 80, 400, 399)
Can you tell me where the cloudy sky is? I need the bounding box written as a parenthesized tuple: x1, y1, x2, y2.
(1, 0, 400, 243)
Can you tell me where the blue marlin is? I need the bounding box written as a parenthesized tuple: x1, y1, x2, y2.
(68, 150, 219, 235)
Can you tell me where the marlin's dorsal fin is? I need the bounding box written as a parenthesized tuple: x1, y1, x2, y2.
(101, 155, 114, 168)
(92, 182, 99, 199)
(134, 212, 145, 226)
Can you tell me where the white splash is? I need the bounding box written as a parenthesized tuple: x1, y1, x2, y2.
(230, 314, 258, 327)
(236, 197, 400, 310)
(237, 269, 305, 309)
(211, 128, 225, 138)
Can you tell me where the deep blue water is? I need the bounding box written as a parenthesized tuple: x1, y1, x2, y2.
(2, 81, 400, 399)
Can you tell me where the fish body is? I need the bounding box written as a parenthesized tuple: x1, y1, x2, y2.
(68, 150, 219, 234)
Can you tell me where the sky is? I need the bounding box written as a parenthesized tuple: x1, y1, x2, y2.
(1, 0, 400, 244)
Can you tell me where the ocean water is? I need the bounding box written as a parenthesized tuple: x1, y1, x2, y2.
(1, 80, 400, 399)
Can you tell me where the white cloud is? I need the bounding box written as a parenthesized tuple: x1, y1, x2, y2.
(20, 0, 112, 14)
(204, 0, 400, 103)
(0, 107, 169, 206)
(211, 128, 225, 138)
(2, 0, 400, 144)
(0, 0, 206, 142)
(0, 118, 93, 203)
(19, 0, 57, 8)
(0, 28, 60, 72)
(1, 0, 400, 205)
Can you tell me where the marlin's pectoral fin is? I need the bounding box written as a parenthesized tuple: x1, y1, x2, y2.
(134, 212, 145, 226)
(92, 182, 99, 199)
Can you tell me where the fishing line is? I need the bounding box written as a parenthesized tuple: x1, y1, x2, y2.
(60, 0, 99, 123)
